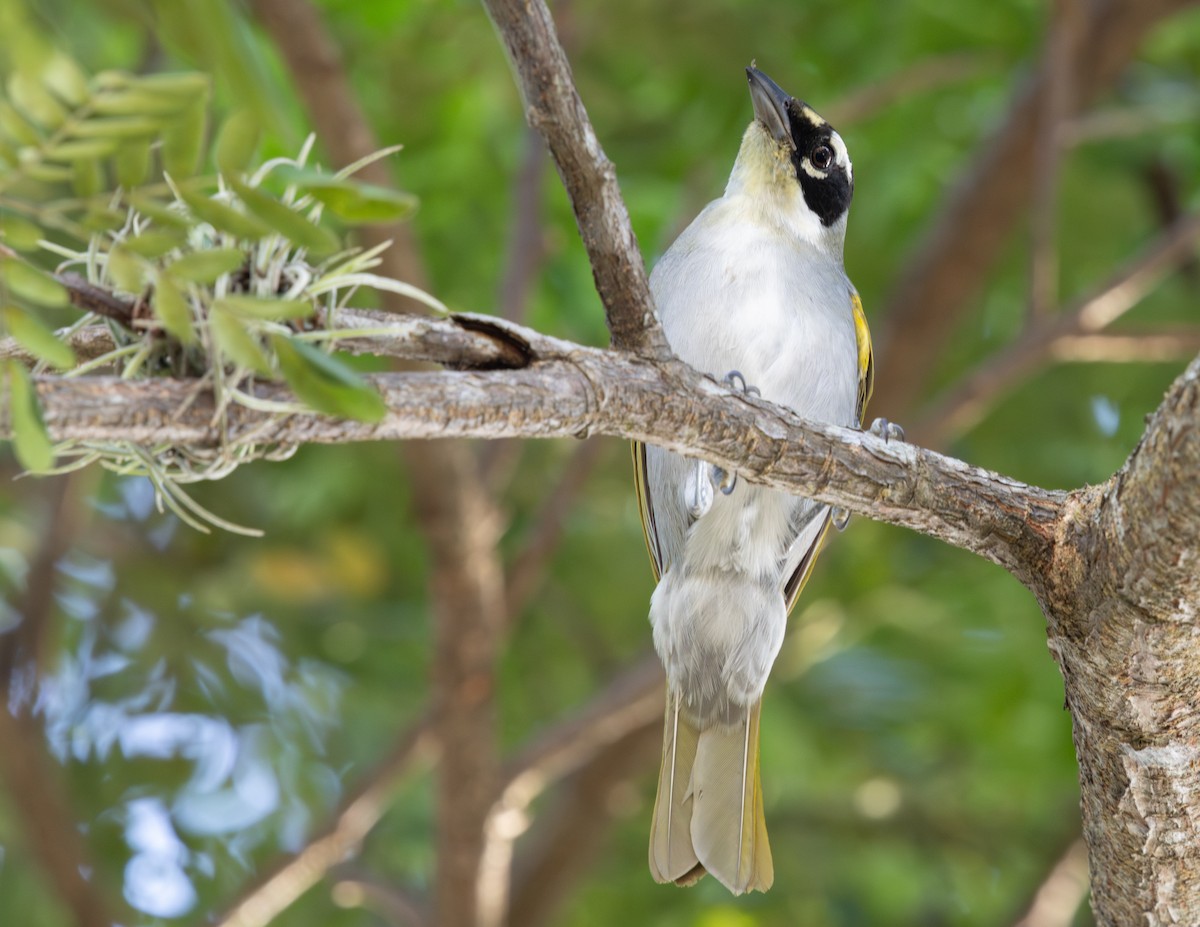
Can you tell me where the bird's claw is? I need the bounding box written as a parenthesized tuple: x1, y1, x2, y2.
(712, 464, 737, 495)
(831, 507, 851, 532)
(868, 417, 906, 443)
(721, 370, 761, 398)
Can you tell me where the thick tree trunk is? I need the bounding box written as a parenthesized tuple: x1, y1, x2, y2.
(1036, 359, 1200, 926)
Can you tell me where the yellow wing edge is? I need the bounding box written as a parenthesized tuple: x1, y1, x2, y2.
(632, 440, 662, 581)
(852, 289, 874, 427)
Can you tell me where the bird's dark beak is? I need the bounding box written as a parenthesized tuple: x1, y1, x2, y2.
(746, 66, 792, 145)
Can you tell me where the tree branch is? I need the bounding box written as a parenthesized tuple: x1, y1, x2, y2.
(9, 314, 1070, 586)
(481, 0, 669, 358)
(910, 212, 1200, 446)
(210, 716, 436, 927)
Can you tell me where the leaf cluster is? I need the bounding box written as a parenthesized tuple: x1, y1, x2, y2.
(0, 51, 430, 531)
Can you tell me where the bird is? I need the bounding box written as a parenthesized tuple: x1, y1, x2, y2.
(632, 65, 874, 895)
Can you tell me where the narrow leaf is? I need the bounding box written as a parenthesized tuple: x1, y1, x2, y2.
(70, 116, 162, 139)
(210, 306, 269, 373)
(44, 137, 120, 163)
(162, 96, 208, 179)
(42, 53, 90, 107)
(166, 248, 245, 283)
(271, 334, 385, 422)
(1, 259, 68, 307)
(276, 167, 418, 223)
(115, 140, 152, 188)
(214, 295, 313, 321)
(214, 109, 261, 175)
(177, 184, 270, 240)
(2, 305, 76, 369)
(0, 101, 43, 146)
(6, 361, 54, 472)
(151, 271, 195, 344)
(125, 193, 190, 228)
(8, 72, 68, 129)
(105, 246, 145, 294)
(0, 215, 43, 252)
(71, 158, 105, 198)
(122, 229, 187, 259)
(228, 175, 338, 252)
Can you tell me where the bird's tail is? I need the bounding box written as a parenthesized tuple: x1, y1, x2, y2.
(648, 695, 773, 894)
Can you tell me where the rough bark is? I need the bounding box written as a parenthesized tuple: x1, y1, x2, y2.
(1037, 356, 1200, 926)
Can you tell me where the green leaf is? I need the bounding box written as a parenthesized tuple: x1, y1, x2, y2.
(271, 334, 385, 422)
(2, 305, 76, 369)
(71, 157, 104, 198)
(105, 246, 145, 293)
(122, 229, 187, 259)
(17, 160, 72, 184)
(1, 259, 68, 307)
(228, 175, 339, 253)
(214, 295, 313, 321)
(166, 248, 245, 283)
(277, 166, 419, 223)
(125, 193, 190, 228)
(6, 361, 54, 472)
(214, 108, 260, 175)
(42, 52, 89, 107)
(114, 140, 151, 188)
(8, 72, 68, 129)
(44, 137, 121, 162)
(210, 306, 269, 373)
(177, 184, 270, 240)
(151, 271, 195, 344)
(0, 101, 42, 146)
(161, 96, 208, 179)
(70, 116, 163, 139)
(0, 215, 43, 252)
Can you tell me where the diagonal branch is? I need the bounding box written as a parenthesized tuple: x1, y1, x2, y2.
(481, 0, 669, 358)
(910, 212, 1200, 446)
(210, 716, 436, 927)
(873, 0, 1199, 417)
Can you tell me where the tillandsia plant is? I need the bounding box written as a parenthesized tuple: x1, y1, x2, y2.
(0, 51, 439, 534)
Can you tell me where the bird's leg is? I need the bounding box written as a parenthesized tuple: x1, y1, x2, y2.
(832, 417, 907, 531)
(709, 370, 761, 497)
(686, 457, 715, 519)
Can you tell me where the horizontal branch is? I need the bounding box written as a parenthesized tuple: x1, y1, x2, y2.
(6, 315, 1067, 585)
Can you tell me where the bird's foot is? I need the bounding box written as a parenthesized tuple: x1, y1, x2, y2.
(833, 418, 907, 531)
(706, 371, 760, 498)
(868, 417, 906, 443)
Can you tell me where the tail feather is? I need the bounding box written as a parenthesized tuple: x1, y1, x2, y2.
(648, 698, 773, 894)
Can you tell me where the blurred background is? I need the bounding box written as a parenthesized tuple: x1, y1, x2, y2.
(1, 0, 1199, 925)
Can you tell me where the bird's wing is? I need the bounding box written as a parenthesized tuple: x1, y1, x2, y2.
(782, 287, 873, 613)
(851, 288, 874, 426)
(633, 440, 663, 581)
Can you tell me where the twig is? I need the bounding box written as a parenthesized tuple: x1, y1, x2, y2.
(1011, 839, 1090, 927)
(1049, 328, 1200, 363)
(329, 870, 427, 927)
(1027, 0, 1084, 320)
(827, 53, 989, 126)
(56, 272, 136, 326)
(479, 656, 663, 927)
(210, 716, 436, 927)
(481, 0, 670, 358)
(911, 211, 1200, 446)
(873, 0, 1197, 418)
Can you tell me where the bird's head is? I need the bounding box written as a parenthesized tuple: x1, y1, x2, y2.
(728, 66, 853, 245)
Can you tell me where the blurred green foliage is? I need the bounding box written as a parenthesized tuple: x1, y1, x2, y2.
(2, 0, 1199, 925)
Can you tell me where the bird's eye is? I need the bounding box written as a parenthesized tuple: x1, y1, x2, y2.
(811, 145, 834, 170)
